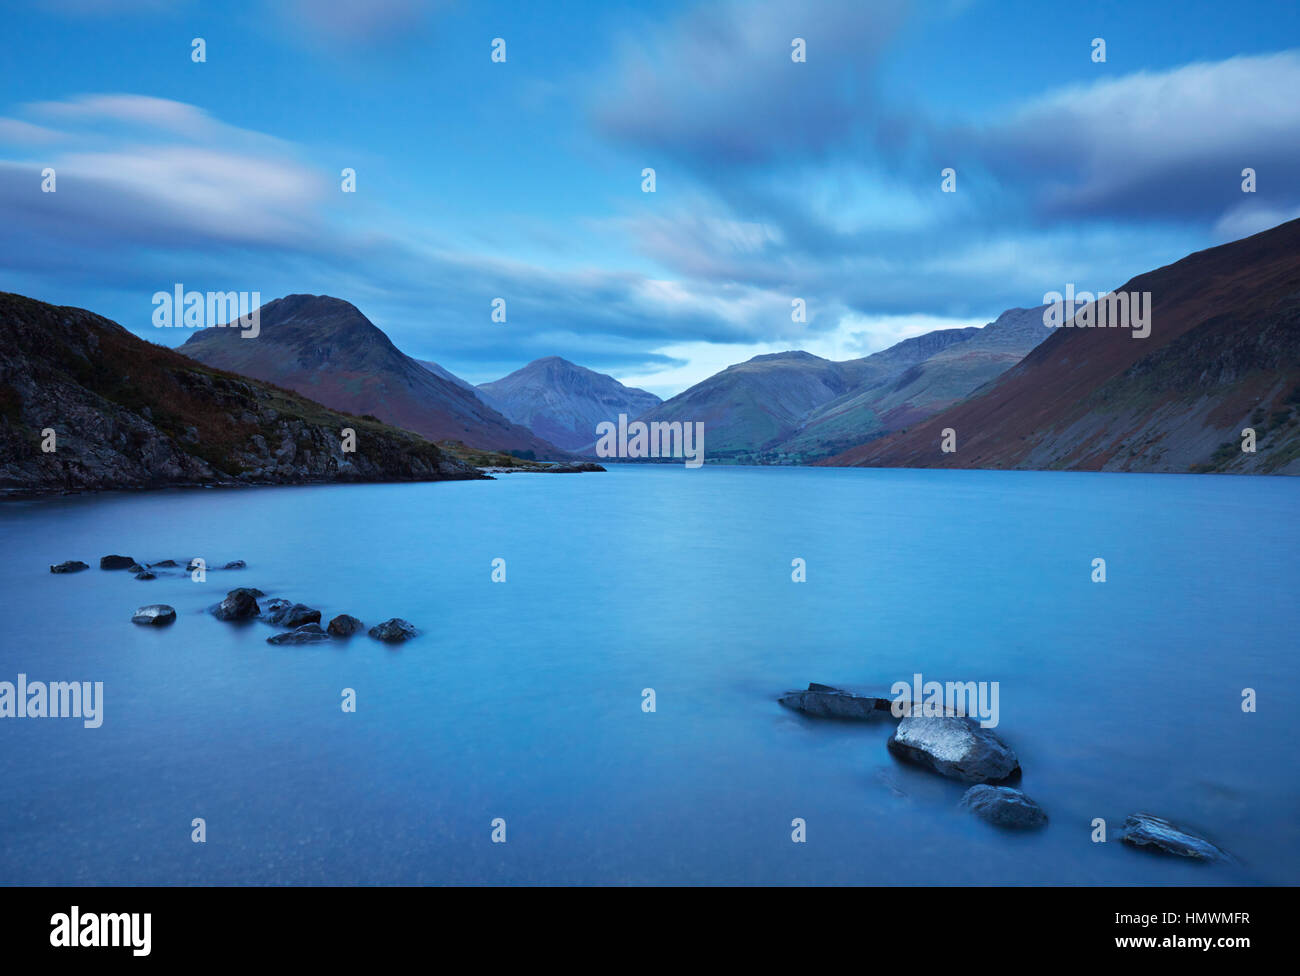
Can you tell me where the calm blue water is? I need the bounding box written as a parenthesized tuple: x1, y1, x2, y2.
(1, 465, 1297, 885)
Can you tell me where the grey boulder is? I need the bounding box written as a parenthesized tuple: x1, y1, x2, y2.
(960, 785, 1047, 829)
(267, 623, 331, 645)
(131, 604, 176, 626)
(1119, 814, 1226, 862)
(888, 715, 1020, 784)
(369, 618, 416, 642)
(327, 614, 364, 637)
(778, 683, 890, 721)
(213, 587, 261, 621)
(267, 602, 320, 627)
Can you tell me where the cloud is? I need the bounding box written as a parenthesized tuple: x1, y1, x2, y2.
(967, 50, 1300, 221)
(591, 0, 910, 166)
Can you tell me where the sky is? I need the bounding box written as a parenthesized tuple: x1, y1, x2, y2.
(2, 0, 1299, 398)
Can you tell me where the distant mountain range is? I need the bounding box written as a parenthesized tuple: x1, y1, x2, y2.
(9, 219, 1294, 485)
(478, 357, 661, 451)
(626, 304, 1063, 463)
(826, 218, 1300, 474)
(0, 293, 482, 494)
(181, 295, 562, 458)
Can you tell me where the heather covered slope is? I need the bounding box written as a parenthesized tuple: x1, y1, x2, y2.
(0, 292, 483, 494)
(478, 356, 661, 451)
(826, 219, 1300, 474)
(182, 295, 563, 458)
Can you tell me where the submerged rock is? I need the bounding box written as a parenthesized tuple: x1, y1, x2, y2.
(327, 614, 363, 637)
(887, 715, 1020, 784)
(267, 623, 331, 645)
(223, 560, 246, 570)
(127, 562, 145, 573)
(369, 618, 416, 642)
(1119, 814, 1226, 861)
(100, 554, 135, 570)
(213, 587, 261, 621)
(134, 570, 156, 580)
(778, 683, 890, 721)
(960, 785, 1047, 829)
(50, 560, 89, 574)
(149, 559, 179, 568)
(267, 602, 320, 627)
(131, 604, 176, 626)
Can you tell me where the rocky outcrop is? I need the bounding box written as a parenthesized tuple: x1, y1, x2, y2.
(959, 785, 1047, 828)
(327, 614, 363, 637)
(1119, 814, 1226, 861)
(0, 292, 488, 495)
(99, 555, 135, 570)
(369, 618, 416, 642)
(50, 560, 89, 574)
(778, 683, 890, 720)
(887, 715, 1020, 784)
(131, 604, 176, 626)
(213, 587, 261, 621)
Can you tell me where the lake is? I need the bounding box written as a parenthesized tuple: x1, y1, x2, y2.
(1, 464, 1296, 884)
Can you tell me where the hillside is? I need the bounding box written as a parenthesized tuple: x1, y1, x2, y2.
(0, 292, 483, 494)
(826, 220, 1300, 474)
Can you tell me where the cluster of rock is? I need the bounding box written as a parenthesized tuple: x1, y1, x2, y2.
(778, 682, 1227, 860)
(52, 551, 418, 647)
(209, 587, 415, 646)
(51, 554, 245, 581)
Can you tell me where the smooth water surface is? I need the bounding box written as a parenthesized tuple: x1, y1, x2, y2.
(1, 465, 1297, 884)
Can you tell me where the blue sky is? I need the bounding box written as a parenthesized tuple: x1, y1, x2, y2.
(2, 0, 1298, 396)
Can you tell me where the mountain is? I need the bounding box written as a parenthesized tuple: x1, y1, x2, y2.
(417, 359, 486, 399)
(773, 306, 1062, 461)
(181, 295, 563, 458)
(624, 350, 881, 459)
(0, 292, 482, 494)
(477, 357, 661, 451)
(826, 219, 1300, 474)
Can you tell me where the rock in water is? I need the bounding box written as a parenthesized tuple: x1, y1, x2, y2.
(267, 624, 331, 645)
(223, 560, 246, 569)
(134, 570, 156, 580)
(887, 715, 1020, 783)
(369, 618, 416, 642)
(100, 554, 135, 570)
(327, 614, 363, 637)
(1119, 814, 1226, 861)
(50, 560, 89, 574)
(149, 559, 179, 568)
(132, 604, 176, 626)
(267, 602, 320, 627)
(213, 587, 261, 621)
(960, 785, 1047, 828)
(778, 683, 890, 720)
